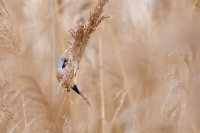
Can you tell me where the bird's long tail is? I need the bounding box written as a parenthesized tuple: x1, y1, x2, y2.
(71, 84, 92, 107)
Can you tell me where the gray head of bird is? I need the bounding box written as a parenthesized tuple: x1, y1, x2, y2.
(58, 57, 69, 69)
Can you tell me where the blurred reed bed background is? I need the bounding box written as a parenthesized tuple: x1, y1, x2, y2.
(0, 0, 200, 133)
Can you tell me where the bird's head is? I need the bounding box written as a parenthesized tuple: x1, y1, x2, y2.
(58, 57, 69, 69)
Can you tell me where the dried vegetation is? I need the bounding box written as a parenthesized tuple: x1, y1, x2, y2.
(0, 0, 200, 133)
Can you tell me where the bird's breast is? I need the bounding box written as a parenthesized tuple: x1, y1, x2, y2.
(57, 68, 67, 81)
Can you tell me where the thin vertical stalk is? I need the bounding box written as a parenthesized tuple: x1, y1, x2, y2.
(145, 0, 153, 121)
(99, 35, 106, 133)
(88, 99, 95, 133)
(109, 31, 134, 132)
(22, 94, 27, 128)
(49, 0, 57, 108)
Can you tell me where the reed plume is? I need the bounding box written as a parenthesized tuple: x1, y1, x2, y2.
(59, 0, 108, 88)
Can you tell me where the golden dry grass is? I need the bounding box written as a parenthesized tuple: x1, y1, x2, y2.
(0, 0, 200, 133)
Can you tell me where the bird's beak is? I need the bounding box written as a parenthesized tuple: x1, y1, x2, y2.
(65, 61, 70, 65)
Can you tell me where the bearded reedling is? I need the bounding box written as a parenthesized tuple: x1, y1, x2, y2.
(57, 57, 92, 106)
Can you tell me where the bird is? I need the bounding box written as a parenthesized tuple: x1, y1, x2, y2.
(57, 57, 92, 106)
